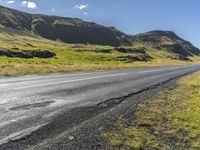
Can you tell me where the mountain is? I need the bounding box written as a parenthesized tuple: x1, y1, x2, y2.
(133, 30, 200, 57)
(0, 5, 132, 46)
(0, 5, 199, 58)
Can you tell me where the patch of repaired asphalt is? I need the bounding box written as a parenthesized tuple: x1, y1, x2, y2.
(9, 101, 55, 111)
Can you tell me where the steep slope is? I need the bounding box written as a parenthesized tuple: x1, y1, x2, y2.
(0, 5, 32, 31)
(0, 5, 132, 46)
(133, 30, 200, 57)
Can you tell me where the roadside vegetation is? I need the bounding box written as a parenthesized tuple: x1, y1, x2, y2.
(0, 31, 199, 76)
(102, 71, 200, 149)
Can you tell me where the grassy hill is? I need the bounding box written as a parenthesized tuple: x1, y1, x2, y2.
(0, 5, 200, 76)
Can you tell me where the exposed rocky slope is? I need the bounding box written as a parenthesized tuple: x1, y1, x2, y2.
(133, 30, 200, 57)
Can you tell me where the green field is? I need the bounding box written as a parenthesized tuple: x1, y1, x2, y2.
(0, 31, 199, 76)
(102, 71, 200, 149)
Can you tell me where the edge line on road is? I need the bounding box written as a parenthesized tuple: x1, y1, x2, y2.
(11, 73, 128, 90)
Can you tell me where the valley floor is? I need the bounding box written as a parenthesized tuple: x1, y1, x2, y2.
(103, 71, 200, 149)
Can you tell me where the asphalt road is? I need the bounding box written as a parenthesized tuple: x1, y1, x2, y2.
(0, 64, 200, 147)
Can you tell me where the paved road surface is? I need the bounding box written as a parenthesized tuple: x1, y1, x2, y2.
(0, 65, 200, 146)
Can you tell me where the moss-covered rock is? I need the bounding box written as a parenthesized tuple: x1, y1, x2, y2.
(0, 50, 55, 58)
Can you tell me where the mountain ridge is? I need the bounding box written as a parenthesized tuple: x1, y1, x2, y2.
(0, 5, 132, 46)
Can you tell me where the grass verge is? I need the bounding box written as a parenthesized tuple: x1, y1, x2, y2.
(102, 71, 200, 149)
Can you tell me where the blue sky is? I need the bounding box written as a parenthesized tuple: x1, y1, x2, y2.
(0, 0, 200, 48)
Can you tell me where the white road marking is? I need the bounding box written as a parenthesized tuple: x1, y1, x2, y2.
(0, 67, 182, 85)
(139, 69, 165, 73)
(138, 66, 184, 73)
(12, 73, 128, 90)
(0, 71, 112, 85)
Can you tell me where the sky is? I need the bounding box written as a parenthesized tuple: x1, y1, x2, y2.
(0, 0, 200, 48)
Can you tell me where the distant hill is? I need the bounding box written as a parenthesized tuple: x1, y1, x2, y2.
(133, 30, 200, 57)
(0, 5, 132, 46)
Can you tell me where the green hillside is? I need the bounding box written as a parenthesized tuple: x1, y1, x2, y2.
(0, 5, 200, 76)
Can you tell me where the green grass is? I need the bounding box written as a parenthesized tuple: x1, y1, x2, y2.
(102, 71, 200, 150)
(0, 31, 200, 76)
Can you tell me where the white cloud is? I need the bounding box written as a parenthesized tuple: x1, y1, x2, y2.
(7, 0, 15, 4)
(22, 1, 27, 6)
(51, 8, 56, 12)
(83, 12, 88, 15)
(74, 4, 88, 10)
(22, 1, 37, 9)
